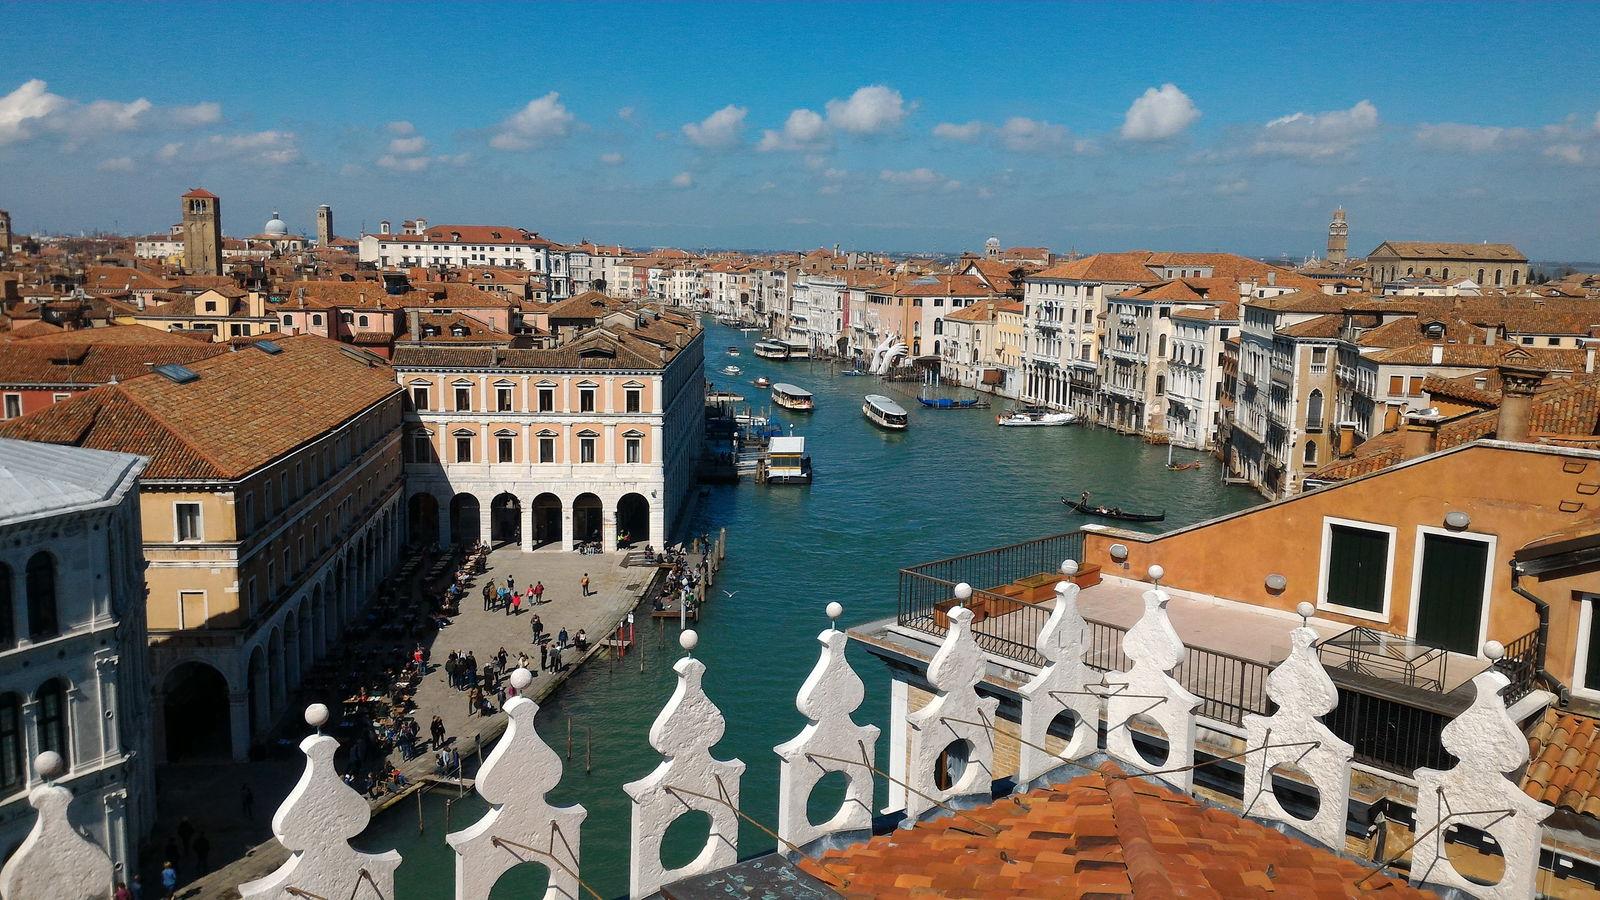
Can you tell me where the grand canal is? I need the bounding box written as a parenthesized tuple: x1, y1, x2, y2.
(358, 323, 1262, 897)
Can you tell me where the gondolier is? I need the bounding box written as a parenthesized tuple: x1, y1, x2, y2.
(1063, 495, 1166, 522)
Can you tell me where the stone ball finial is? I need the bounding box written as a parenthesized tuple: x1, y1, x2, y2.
(511, 667, 533, 691)
(33, 751, 64, 782)
(1484, 640, 1505, 661)
(305, 703, 330, 729)
(680, 629, 699, 653)
(1147, 564, 1164, 584)
(1296, 601, 1315, 621)
(953, 583, 972, 601)
(1060, 559, 1079, 576)
(826, 601, 843, 623)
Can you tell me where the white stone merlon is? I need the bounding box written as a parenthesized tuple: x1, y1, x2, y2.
(238, 705, 402, 900)
(774, 605, 880, 851)
(904, 598, 998, 821)
(447, 668, 586, 899)
(623, 631, 745, 899)
(1102, 566, 1201, 792)
(1410, 657, 1551, 899)
(1017, 563, 1100, 785)
(0, 753, 115, 900)
(1240, 611, 1353, 850)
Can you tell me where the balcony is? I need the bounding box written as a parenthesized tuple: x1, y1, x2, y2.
(893, 532, 1543, 775)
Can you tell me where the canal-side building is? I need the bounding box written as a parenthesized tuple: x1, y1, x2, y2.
(359, 223, 572, 298)
(1021, 253, 1161, 415)
(0, 438, 151, 877)
(392, 309, 703, 553)
(0, 335, 407, 763)
(1367, 240, 1529, 289)
(1167, 302, 1238, 449)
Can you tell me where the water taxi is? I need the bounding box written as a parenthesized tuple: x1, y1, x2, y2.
(764, 435, 813, 484)
(753, 376, 772, 388)
(777, 339, 811, 359)
(771, 383, 815, 412)
(727, 346, 741, 356)
(997, 406, 1076, 427)
(863, 394, 908, 430)
(721, 365, 742, 376)
(753, 340, 790, 360)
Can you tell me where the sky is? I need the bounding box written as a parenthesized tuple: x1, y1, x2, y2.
(3, 1, 1600, 259)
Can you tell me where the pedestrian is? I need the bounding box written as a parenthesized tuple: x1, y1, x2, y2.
(511, 591, 522, 615)
(550, 644, 563, 673)
(581, 573, 591, 597)
(413, 643, 425, 673)
(444, 654, 458, 690)
(468, 686, 482, 717)
(177, 816, 194, 854)
(530, 614, 543, 642)
(497, 647, 509, 670)
(431, 715, 445, 748)
(130, 875, 143, 900)
(482, 582, 493, 612)
(465, 652, 479, 687)
(575, 629, 588, 650)
(518, 652, 529, 671)
(160, 861, 177, 899)
(241, 783, 255, 819)
(533, 580, 545, 603)
(539, 642, 549, 671)
(507, 574, 516, 592)
(557, 627, 569, 648)
(193, 830, 211, 874)
(115, 881, 133, 900)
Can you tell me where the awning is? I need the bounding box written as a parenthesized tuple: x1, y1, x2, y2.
(981, 368, 1005, 386)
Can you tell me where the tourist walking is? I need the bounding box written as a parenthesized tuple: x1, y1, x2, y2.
(581, 573, 591, 596)
(530, 613, 543, 644)
(510, 590, 522, 615)
(431, 715, 445, 748)
(539, 642, 549, 671)
(550, 644, 563, 673)
(468, 686, 483, 717)
(444, 653, 458, 689)
(507, 574, 516, 592)
(464, 652, 479, 688)
(557, 627, 569, 648)
(160, 861, 177, 899)
(533, 580, 546, 604)
(114, 882, 132, 900)
(482, 582, 493, 612)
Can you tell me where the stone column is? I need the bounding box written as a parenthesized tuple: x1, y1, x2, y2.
(601, 508, 617, 553)
(562, 506, 575, 552)
(103, 789, 130, 879)
(21, 700, 40, 788)
(229, 690, 252, 763)
(477, 500, 493, 548)
(519, 500, 534, 553)
(436, 495, 451, 548)
(95, 653, 121, 761)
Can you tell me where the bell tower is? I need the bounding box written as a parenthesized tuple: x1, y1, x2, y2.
(1327, 207, 1348, 264)
(181, 188, 223, 275)
(316, 204, 333, 246)
(0, 209, 11, 261)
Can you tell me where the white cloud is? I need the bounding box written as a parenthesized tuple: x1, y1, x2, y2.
(997, 116, 1071, 152)
(1213, 178, 1249, 196)
(599, 151, 624, 165)
(377, 154, 431, 172)
(388, 135, 427, 154)
(96, 156, 135, 173)
(387, 120, 416, 136)
(826, 85, 909, 135)
(933, 120, 984, 142)
(682, 104, 747, 149)
(823, 167, 847, 180)
(758, 108, 828, 152)
(161, 130, 302, 166)
(1414, 122, 1523, 153)
(670, 171, 694, 188)
(1545, 143, 1585, 164)
(169, 102, 221, 126)
(490, 92, 575, 150)
(1121, 83, 1200, 141)
(618, 106, 636, 122)
(0, 79, 66, 144)
(0, 79, 221, 148)
(1251, 100, 1379, 159)
(880, 167, 959, 191)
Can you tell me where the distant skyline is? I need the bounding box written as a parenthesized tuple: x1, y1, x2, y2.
(3, 2, 1599, 258)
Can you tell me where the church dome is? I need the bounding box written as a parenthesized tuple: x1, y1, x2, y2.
(264, 211, 288, 236)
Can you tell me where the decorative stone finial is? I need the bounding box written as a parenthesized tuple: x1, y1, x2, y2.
(826, 601, 843, 627)
(680, 629, 699, 654)
(237, 726, 401, 899)
(448, 690, 586, 898)
(1296, 601, 1315, 623)
(1103, 581, 1201, 791)
(1060, 558, 1079, 576)
(1410, 668, 1551, 898)
(953, 582, 972, 602)
(1484, 640, 1505, 661)
(774, 621, 880, 850)
(0, 761, 114, 900)
(1241, 622, 1353, 849)
(1018, 576, 1099, 785)
(905, 605, 998, 821)
(624, 654, 745, 897)
(305, 703, 329, 730)
(1147, 564, 1164, 584)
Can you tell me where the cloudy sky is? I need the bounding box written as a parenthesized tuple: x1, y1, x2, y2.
(4, 2, 1600, 259)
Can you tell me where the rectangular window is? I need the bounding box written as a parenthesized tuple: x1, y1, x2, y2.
(1407, 376, 1423, 397)
(579, 436, 596, 463)
(496, 385, 513, 412)
(411, 431, 432, 462)
(625, 388, 642, 413)
(2, 394, 19, 419)
(455, 435, 472, 462)
(497, 435, 514, 463)
(179, 591, 207, 629)
(175, 502, 202, 542)
(538, 387, 555, 412)
(1323, 522, 1390, 615)
(454, 386, 471, 411)
(1388, 375, 1403, 396)
(579, 387, 596, 413)
(411, 385, 429, 410)
(52, 393, 69, 404)
(538, 436, 556, 463)
(626, 437, 642, 464)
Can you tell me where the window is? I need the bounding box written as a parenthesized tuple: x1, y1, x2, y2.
(625, 387, 642, 413)
(579, 385, 596, 413)
(1305, 390, 1324, 431)
(497, 434, 514, 463)
(0, 694, 21, 792)
(358, 315, 369, 327)
(2, 394, 19, 419)
(454, 385, 471, 411)
(411, 384, 429, 410)
(455, 434, 473, 463)
(179, 591, 207, 629)
(1303, 440, 1318, 465)
(0, 565, 11, 649)
(1549, 337, 1561, 347)
(625, 434, 642, 464)
(175, 502, 203, 542)
(1320, 520, 1392, 617)
(36, 680, 69, 772)
(312, 314, 323, 326)
(26, 552, 57, 641)
(411, 430, 432, 462)
(538, 433, 556, 463)
(538, 386, 555, 412)
(52, 393, 69, 404)
(579, 433, 597, 463)
(1407, 376, 1423, 397)
(496, 384, 514, 412)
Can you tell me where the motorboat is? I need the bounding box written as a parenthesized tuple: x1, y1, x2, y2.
(771, 383, 815, 412)
(727, 346, 741, 356)
(753, 341, 790, 360)
(997, 406, 1077, 427)
(764, 436, 813, 484)
(863, 394, 908, 430)
(721, 365, 743, 376)
(753, 376, 772, 388)
(777, 339, 811, 358)
(918, 397, 991, 410)
(1062, 496, 1165, 522)
(840, 369, 866, 377)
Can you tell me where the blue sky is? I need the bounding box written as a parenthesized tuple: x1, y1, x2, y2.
(4, 1, 1600, 259)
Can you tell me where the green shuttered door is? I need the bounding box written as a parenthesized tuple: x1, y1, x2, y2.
(1415, 533, 1489, 655)
(1327, 524, 1388, 614)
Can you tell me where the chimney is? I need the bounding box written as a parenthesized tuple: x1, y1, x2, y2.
(1382, 402, 1404, 433)
(1337, 422, 1357, 457)
(1401, 409, 1444, 460)
(1431, 343, 1444, 364)
(1496, 364, 1546, 443)
(1585, 338, 1597, 374)
(1484, 326, 1496, 347)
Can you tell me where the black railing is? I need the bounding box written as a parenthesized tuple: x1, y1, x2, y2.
(1323, 685, 1456, 773)
(1496, 627, 1543, 703)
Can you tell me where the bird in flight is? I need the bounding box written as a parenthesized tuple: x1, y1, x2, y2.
(722, 590, 739, 598)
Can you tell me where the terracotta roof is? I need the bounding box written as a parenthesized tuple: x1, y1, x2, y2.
(0, 334, 399, 480)
(1523, 708, 1600, 817)
(1248, 289, 1353, 313)
(1365, 343, 1589, 370)
(404, 311, 512, 344)
(1369, 241, 1526, 262)
(1278, 314, 1344, 338)
(542, 290, 629, 321)
(0, 341, 229, 388)
(377, 224, 549, 247)
(281, 280, 505, 311)
(882, 274, 999, 299)
(1033, 251, 1162, 284)
(181, 188, 218, 199)
(83, 266, 176, 293)
(799, 761, 1424, 898)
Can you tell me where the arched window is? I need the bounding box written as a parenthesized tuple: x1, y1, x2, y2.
(933, 319, 943, 335)
(311, 314, 324, 326)
(358, 315, 369, 327)
(0, 563, 12, 649)
(281, 314, 292, 326)
(1512, 270, 1520, 286)
(1478, 268, 1485, 284)
(0, 694, 21, 792)
(1494, 269, 1503, 286)
(1304, 440, 1318, 466)
(1157, 334, 1167, 357)
(35, 679, 69, 771)
(26, 553, 57, 641)
(1306, 389, 1324, 428)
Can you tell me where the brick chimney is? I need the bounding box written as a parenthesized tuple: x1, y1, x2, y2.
(1496, 364, 1546, 443)
(1337, 422, 1358, 457)
(1401, 409, 1444, 460)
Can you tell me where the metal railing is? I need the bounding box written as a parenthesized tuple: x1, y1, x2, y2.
(1495, 626, 1543, 703)
(1323, 685, 1456, 773)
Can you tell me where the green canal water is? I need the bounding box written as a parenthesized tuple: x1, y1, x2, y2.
(356, 323, 1261, 897)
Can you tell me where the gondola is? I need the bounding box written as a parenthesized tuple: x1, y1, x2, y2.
(1062, 497, 1166, 522)
(1167, 461, 1203, 471)
(917, 397, 991, 409)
